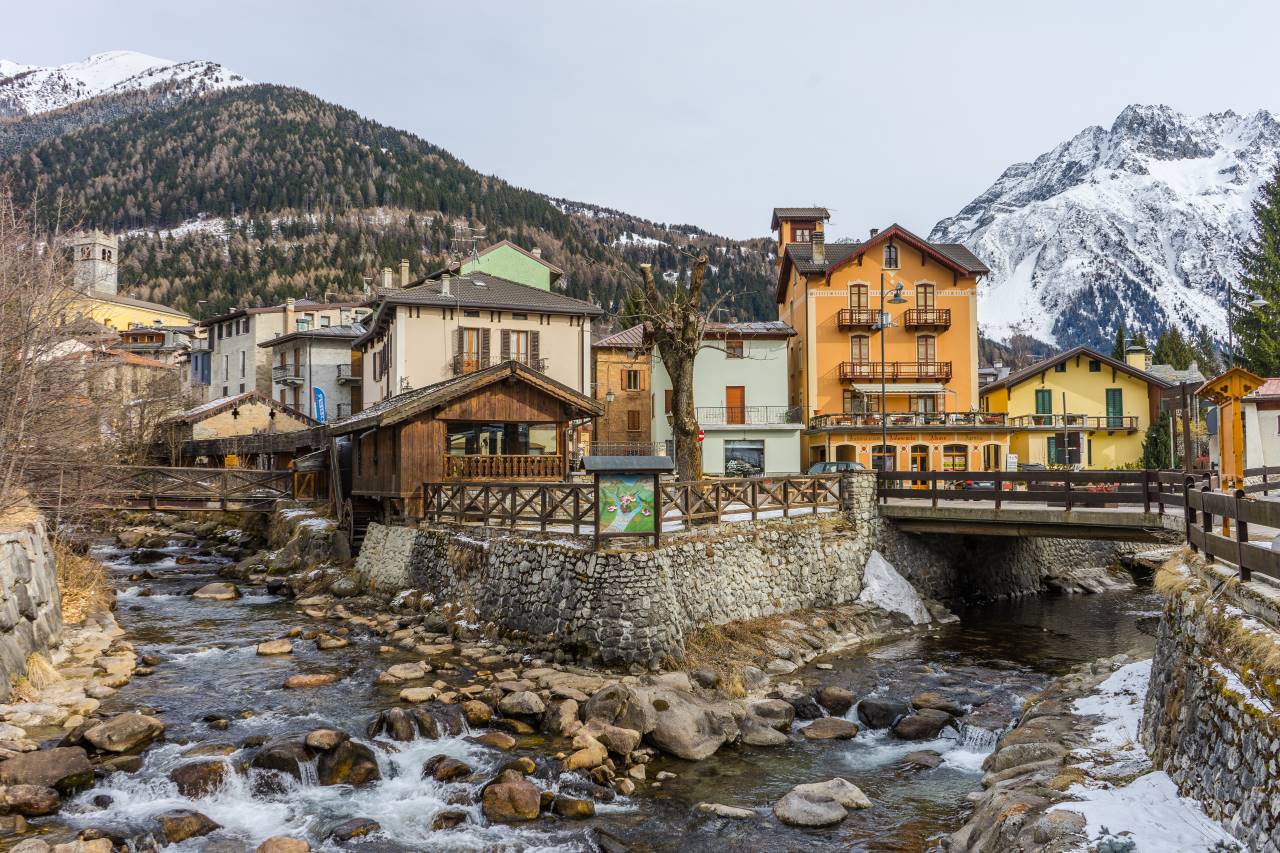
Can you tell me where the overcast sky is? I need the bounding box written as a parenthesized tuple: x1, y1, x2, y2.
(6, 0, 1280, 240)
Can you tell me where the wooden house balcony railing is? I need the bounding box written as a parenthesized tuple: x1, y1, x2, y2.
(1009, 414, 1139, 431)
(836, 308, 878, 329)
(838, 361, 953, 382)
(443, 454, 564, 480)
(451, 355, 549, 375)
(903, 308, 951, 329)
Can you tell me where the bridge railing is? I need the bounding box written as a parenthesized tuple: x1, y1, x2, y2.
(1184, 478, 1280, 583)
(23, 463, 294, 511)
(875, 469, 1169, 512)
(1242, 465, 1280, 496)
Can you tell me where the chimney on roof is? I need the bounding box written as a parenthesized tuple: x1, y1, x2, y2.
(441, 273, 451, 297)
(811, 230, 825, 264)
(381, 266, 393, 289)
(399, 259, 410, 287)
(285, 297, 295, 310)
(531, 247, 542, 258)
(1125, 343, 1151, 371)
(869, 227, 880, 237)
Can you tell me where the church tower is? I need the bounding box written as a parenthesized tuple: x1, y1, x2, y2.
(71, 230, 119, 296)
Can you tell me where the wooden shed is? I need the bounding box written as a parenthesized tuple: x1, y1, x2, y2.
(329, 360, 603, 518)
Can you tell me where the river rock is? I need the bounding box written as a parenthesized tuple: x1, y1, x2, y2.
(462, 700, 493, 727)
(911, 691, 966, 716)
(643, 688, 728, 761)
(0, 747, 93, 793)
(498, 691, 544, 716)
(256, 639, 293, 656)
(583, 684, 656, 734)
(583, 720, 641, 755)
(903, 750, 943, 769)
(316, 635, 349, 651)
(815, 686, 855, 716)
(384, 662, 428, 682)
(317, 739, 380, 786)
(329, 817, 380, 841)
(552, 796, 596, 818)
(156, 809, 221, 843)
(256, 838, 310, 853)
(541, 699, 580, 737)
(249, 739, 312, 780)
(893, 709, 954, 740)
(697, 802, 755, 819)
(82, 713, 165, 754)
(801, 718, 860, 740)
(780, 692, 823, 720)
(2, 783, 60, 816)
(304, 729, 348, 751)
(791, 778, 872, 810)
(772, 790, 847, 827)
(169, 760, 229, 797)
(284, 674, 338, 689)
(192, 582, 240, 601)
(858, 697, 910, 729)
(423, 754, 472, 782)
(982, 741, 1068, 773)
(329, 577, 360, 599)
(399, 687, 438, 703)
(740, 716, 788, 746)
(748, 699, 795, 730)
(481, 769, 541, 822)
(51, 841, 112, 853)
(564, 734, 608, 771)
(1033, 809, 1087, 844)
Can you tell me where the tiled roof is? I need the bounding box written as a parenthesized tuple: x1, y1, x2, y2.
(258, 323, 367, 349)
(166, 390, 318, 425)
(595, 325, 646, 348)
(771, 207, 831, 229)
(198, 300, 364, 326)
(783, 241, 861, 273)
(704, 320, 796, 339)
(980, 345, 1171, 393)
(105, 349, 176, 369)
(931, 243, 991, 275)
(1146, 363, 1207, 385)
(1246, 378, 1280, 399)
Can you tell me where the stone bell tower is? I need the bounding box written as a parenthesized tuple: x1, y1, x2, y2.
(71, 230, 119, 296)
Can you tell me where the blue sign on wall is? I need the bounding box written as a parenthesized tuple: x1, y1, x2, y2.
(313, 386, 327, 423)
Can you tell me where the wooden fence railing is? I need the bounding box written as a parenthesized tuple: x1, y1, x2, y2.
(23, 463, 294, 511)
(442, 454, 564, 480)
(1183, 478, 1280, 582)
(420, 473, 844, 538)
(1242, 465, 1280, 496)
(876, 469, 1170, 512)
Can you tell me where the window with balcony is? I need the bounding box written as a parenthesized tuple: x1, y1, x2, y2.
(916, 335, 937, 364)
(1035, 388, 1052, 415)
(851, 335, 870, 363)
(916, 283, 935, 310)
(850, 284, 869, 310)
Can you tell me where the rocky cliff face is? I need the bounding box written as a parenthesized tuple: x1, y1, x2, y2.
(931, 104, 1280, 348)
(0, 515, 63, 697)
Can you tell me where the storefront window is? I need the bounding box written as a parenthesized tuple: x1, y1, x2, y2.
(942, 444, 968, 471)
(870, 445, 896, 472)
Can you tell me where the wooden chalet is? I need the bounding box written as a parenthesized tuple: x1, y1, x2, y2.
(328, 359, 603, 518)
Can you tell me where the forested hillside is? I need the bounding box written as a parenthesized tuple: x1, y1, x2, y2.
(2, 84, 776, 322)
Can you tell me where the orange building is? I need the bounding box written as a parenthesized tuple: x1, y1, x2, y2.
(772, 208, 1010, 473)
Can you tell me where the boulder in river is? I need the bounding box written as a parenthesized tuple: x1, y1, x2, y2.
(903, 750, 944, 769)
(82, 713, 165, 754)
(256, 639, 293, 656)
(582, 720, 641, 755)
(747, 699, 795, 731)
(283, 674, 338, 689)
(583, 684, 656, 734)
(857, 697, 910, 729)
(422, 754, 472, 782)
(551, 796, 596, 819)
(772, 790, 847, 827)
(304, 729, 348, 752)
(481, 769, 541, 822)
(462, 700, 493, 727)
(329, 817, 380, 841)
(643, 687, 729, 761)
(168, 759, 230, 797)
(256, 838, 310, 853)
(791, 778, 872, 810)
(0, 747, 94, 794)
(192, 582, 240, 601)
(815, 686, 855, 716)
(1, 783, 61, 816)
(911, 691, 966, 716)
(498, 690, 544, 716)
(740, 716, 788, 746)
(892, 708, 954, 740)
(431, 808, 469, 830)
(156, 809, 221, 843)
(316, 739, 380, 786)
(563, 733, 608, 771)
(541, 698, 579, 737)
(249, 738, 313, 780)
(800, 717, 860, 740)
(696, 802, 756, 819)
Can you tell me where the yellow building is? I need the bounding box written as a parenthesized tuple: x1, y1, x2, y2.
(69, 231, 192, 331)
(980, 345, 1169, 468)
(773, 209, 1009, 473)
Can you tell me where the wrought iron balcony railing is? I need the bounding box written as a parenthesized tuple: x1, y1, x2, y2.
(695, 405, 802, 426)
(336, 364, 361, 383)
(271, 365, 304, 386)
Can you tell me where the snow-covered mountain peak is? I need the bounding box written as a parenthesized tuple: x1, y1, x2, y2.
(0, 50, 250, 117)
(932, 104, 1280, 348)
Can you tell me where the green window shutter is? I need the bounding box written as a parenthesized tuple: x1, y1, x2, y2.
(1035, 388, 1052, 415)
(1105, 388, 1123, 427)
(1047, 436, 1057, 465)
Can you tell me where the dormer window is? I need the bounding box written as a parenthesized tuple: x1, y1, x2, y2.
(794, 227, 812, 244)
(884, 243, 899, 269)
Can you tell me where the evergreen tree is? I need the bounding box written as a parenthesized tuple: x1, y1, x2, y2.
(1152, 327, 1193, 369)
(1141, 410, 1173, 469)
(1112, 321, 1127, 360)
(1237, 164, 1280, 376)
(1192, 325, 1221, 376)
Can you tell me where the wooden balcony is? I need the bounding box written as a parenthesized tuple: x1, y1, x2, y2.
(809, 411, 1009, 429)
(836, 308, 878, 330)
(838, 361, 953, 382)
(443, 454, 565, 480)
(1009, 414, 1139, 432)
(903, 308, 951, 329)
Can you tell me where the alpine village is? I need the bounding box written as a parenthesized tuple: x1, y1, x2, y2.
(2, 37, 1280, 853)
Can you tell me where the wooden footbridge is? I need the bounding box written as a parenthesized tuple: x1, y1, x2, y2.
(23, 464, 293, 513)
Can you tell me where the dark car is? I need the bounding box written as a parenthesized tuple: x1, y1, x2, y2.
(807, 461, 866, 475)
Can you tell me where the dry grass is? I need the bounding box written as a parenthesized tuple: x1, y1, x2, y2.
(23, 651, 60, 689)
(53, 540, 110, 624)
(1154, 551, 1198, 597)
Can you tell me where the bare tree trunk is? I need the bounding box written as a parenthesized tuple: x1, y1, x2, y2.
(668, 355, 701, 480)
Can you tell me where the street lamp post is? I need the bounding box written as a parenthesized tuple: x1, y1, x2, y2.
(876, 270, 907, 473)
(1226, 278, 1268, 367)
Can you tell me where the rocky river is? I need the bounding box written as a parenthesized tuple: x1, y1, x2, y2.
(4, 521, 1163, 852)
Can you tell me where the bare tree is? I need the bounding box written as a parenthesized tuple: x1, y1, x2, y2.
(104, 361, 192, 465)
(0, 184, 110, 515)
(631, 254, 725, 480)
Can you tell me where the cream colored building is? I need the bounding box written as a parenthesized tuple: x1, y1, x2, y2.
(355, 271, 601, 407)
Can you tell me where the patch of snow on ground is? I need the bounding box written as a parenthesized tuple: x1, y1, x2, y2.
(1052, 659, 1239, 851)
(856, 551, 931, 624)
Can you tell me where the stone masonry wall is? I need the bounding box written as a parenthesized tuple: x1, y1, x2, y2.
(0, 515, 63, 699)
(1140, 565, 1280, 852)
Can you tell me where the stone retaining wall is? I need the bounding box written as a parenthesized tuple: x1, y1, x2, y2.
(1140, 561, 1280, 851)
(355, 512, 877, 669)
(0, 515, 63, 699)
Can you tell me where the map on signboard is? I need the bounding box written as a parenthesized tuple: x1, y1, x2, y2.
(598, 473, 655, 534)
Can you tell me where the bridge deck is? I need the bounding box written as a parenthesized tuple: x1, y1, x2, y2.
(879, 497, 1178, 541)
(23, 464, 294, 514)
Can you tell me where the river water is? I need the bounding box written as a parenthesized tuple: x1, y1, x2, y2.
(48, 536, 1160, 852)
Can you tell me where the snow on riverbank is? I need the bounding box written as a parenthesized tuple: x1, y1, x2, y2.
(1052, 660, 1239, 851)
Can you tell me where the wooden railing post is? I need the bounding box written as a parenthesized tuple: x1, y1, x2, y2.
(1143, 469, 1152, 514)
(750, 480, 759, 522)
(1201, 485, 1214, 563)
(930, 472, 938, 509)
(782, 479, 790, 518)
(1184, 477, 1196, 552)
(1234, 489, 1250, 582)
(539, 488, 548, 534)
(994, 472, 1003, 510)
(1063, 474, 1073, 511)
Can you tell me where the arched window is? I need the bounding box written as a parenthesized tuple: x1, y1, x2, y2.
(850, 284, 868, 310)
(851, 335, 870, 364)
(884, 243, 899, 269)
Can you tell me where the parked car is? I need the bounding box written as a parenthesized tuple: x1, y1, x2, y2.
(807, 461, 866, 475)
